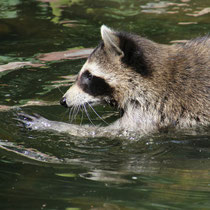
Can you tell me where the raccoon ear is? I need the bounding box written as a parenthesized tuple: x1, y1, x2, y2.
(101, 25, 124, 57)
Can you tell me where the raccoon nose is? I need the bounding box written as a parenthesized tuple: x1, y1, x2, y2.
(60, 97, 68, 108)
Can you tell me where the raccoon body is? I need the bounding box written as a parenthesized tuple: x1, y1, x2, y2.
(60, 25, 210, 135)
(20, 25, 210, 138)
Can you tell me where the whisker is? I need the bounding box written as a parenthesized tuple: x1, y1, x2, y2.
(69, 107, 74, 122)
(87, 102, 109, 125)
(83, 104, 95, 126)
(80, 106, 84, 125)
(57, 86, 64, 95)
(70, 106, 77, 123)
(73, 105, 81, 122)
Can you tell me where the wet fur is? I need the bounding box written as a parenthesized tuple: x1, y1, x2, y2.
(81, 28, 210, 132)
(20, 26, 210, 137)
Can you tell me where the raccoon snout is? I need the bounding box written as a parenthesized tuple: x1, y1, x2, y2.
(60, 97, 68, 108)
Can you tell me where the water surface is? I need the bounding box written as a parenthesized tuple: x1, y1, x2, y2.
(1, 0, 210, 209)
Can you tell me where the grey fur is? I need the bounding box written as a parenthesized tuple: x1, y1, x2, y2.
(19, 25, 210, 138)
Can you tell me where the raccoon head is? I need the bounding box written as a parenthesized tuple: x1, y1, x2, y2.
(60, 25, 154, 111)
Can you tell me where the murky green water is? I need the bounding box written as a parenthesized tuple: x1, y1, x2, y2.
(1, 0, 210, 209)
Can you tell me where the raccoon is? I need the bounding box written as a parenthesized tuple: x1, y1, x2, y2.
(20, 25, 210, 138)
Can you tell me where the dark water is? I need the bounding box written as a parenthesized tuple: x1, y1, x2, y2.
(1, 0, 210, 209)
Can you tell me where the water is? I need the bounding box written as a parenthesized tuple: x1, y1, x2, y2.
(0, 0, 210, 209)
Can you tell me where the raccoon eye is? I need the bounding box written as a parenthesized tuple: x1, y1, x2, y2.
(87, 72, 93, 80)
(84, 70, 93, 81)
(79, 70, 113, 97)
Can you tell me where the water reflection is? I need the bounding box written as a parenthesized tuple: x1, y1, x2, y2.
(1, 0, 210, 209)
(1, 132, 210, 209)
